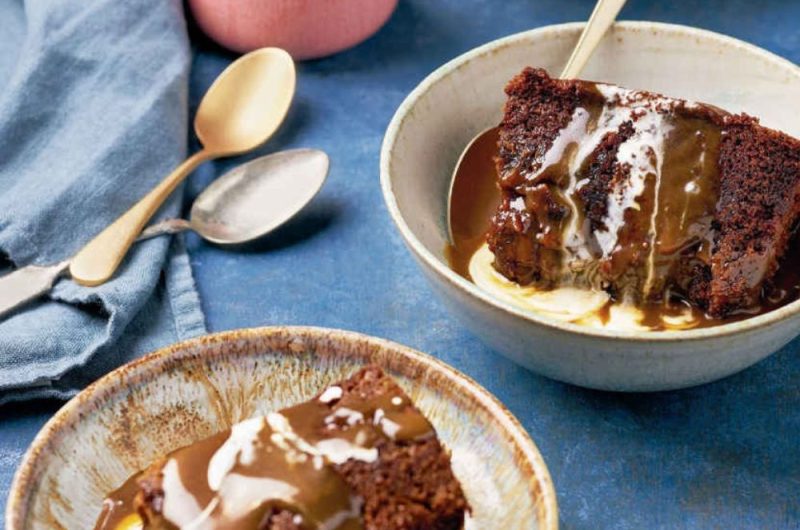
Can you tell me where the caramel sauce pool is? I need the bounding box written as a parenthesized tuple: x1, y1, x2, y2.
(446, 128, 502, 278)
(94, 382, 434, 530)
(446, 127, 800, 330)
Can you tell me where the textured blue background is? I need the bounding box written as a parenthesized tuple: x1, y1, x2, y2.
(2, 1, 800, 528)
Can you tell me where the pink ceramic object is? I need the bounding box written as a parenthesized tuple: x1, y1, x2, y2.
(189, 0, 399, 60)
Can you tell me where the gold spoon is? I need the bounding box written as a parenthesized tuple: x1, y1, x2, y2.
(69, 47, 296, 286)
(446, 0, 627, 243)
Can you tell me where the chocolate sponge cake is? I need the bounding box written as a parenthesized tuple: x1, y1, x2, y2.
(95, 366, 468, 530)
(487, 67, 800, 317)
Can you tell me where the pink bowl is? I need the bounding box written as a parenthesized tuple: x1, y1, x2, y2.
(189, 0, 399, 60)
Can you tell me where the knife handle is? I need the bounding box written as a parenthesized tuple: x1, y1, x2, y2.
(0, 261, 70, 319)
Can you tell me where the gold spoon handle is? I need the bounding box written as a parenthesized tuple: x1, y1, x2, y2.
(70, 150, 211, 286)
(560, 0, 627, 78)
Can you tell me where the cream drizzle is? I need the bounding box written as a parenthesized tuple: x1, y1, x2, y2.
(161, 459, 208, 529)
(319, 385, 343, 403)
(266, 412, 379, 465)
(207, 417, 264, 491)
(529, 106, 593, 259)
(525, 83, 683, 293)
(157, 409, 377, 530)
(470, 243, 699, 331)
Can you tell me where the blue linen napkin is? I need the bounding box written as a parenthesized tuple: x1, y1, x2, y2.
(0, 0, 206, 404)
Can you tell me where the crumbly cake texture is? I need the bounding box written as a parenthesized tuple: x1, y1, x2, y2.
(489, 68, 580, 286)
(487, 67, 800, 317)
(133, 366, 469, 530)
(713, 116, 800, 314)
(326, 367, 468, 530)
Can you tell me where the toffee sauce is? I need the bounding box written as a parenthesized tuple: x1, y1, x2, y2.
(94, 385, 433, 530)
(446, 125, 800, 330)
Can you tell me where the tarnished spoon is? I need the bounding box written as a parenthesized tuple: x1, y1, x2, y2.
(447, 0, 627, 243)
(140, 149, 329, 244)
(0, 149, 329, 319)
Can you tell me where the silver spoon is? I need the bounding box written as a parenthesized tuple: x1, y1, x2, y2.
(0, 148, 329, 318)
(142, 148, 329, 244)
(447, 0, 627, 243)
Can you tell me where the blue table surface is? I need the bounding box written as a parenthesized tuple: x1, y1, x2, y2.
(3, 1, 800, 528)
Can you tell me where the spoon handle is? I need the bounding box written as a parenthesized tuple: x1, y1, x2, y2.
(137, 218, 193, 241)
(560, 0, 627, 79)
(69, 150, 211, 286)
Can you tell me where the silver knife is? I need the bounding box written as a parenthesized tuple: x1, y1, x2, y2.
(0, 221, 176, 318)
(0, 261, 70, 318)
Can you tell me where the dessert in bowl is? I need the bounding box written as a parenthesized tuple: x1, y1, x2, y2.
(381, 22, 800, 391)
(451, 68, 800, 332)
(94, 365, 469, 529)
(7, 328, 557, 529)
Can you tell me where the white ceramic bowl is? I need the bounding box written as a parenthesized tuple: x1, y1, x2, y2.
(380, 21, 800, 391)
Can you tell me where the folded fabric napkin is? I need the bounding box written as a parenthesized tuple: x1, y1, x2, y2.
(0, 0, 206, 404)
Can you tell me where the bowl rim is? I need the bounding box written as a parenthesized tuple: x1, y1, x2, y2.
(6, 326, 559, 530)
(380, 20, 800, 343)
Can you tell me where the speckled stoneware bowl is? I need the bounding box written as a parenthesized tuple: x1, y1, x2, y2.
(380, 21, 800, 392)
(7, 327, 558, 530)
